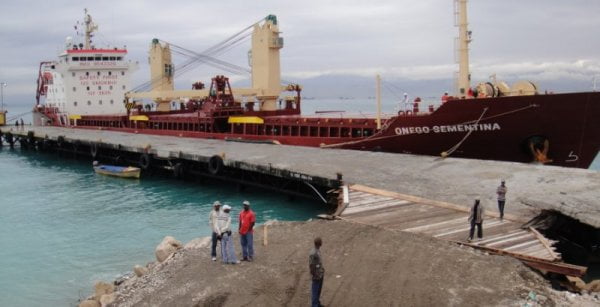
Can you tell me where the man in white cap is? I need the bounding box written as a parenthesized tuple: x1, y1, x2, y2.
(239, 200, 256, 261)
(216, 204, 239, 264)
(208, 201, 221, 261)
(496, 180, 507, 220)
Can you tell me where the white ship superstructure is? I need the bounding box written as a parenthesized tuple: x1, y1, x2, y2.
(34, 9, 137, 125)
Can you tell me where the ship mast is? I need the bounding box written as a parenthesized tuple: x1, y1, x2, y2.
(455, 0, 471, 97)
(83, 8, 98, 50)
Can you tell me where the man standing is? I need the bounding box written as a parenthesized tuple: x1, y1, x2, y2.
(239, 200, 256, 261)
(496, 180, 507, 220)
(309, 237, 325, 307)
(217, 205, 239, 264)
(208, 201, 221, 261)
(468, 199, 484, 242)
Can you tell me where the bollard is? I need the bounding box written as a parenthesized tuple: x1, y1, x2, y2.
(263, 224, 268, 246)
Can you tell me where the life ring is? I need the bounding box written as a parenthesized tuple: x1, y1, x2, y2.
(207, 155, 223, 175)
(139, 153, 152, 170)
(90, 143, 99, 158)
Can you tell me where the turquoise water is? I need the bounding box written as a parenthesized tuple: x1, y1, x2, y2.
(0, 149, 324, 307)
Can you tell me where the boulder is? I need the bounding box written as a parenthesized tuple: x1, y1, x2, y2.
(79, 300, 100, 307)
(94, 281, 114, 299)
(184, 237, 211, 250)
(99, 293, 116, 307)
(134, 264, 149, 277)
(155, 236, 182, 262)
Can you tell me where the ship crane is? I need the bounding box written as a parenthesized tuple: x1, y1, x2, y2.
(125, 15, 302, 112)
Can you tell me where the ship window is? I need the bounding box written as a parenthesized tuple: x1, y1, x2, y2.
(109, 57, 116, 61)
(117, 57, 122, 61)
(108, 71, 112, 76)
(74, 101, 78, 107)
(109, 85, 113, 90)
(121, 71, 125, 76)
(72, 72, 75, 77)
(102, 57, 108, 61)
(94, 57, 101, 61)
(110, 99, 114, 105)
(80, 57, 86, 62)
(73, 57, 79, 61)
(86, 72, 89, 76)
(86, 86, 90, 91)
(87, 100, 91, 105)
(87, 57, 93, 61)
(99, 100, 103, 105)
(122, 85, 126, 90)
(97, 71, 101, 76)
(98, 86, 102, 90)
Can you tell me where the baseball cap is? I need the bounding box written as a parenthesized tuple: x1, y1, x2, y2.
(243, 200, 250, 206)
(213, 201, 221, 207)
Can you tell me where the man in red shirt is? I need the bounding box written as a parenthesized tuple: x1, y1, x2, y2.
(239, 200, 256, 261)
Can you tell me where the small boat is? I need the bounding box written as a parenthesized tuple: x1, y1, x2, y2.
(93, 162, 141, 179)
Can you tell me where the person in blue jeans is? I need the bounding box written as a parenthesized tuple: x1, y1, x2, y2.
(239, 200, 256, 261)
(216, 205, 239, 264)
(309, 237, 325, 307)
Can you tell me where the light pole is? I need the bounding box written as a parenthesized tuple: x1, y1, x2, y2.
(0, 82, 6, 110)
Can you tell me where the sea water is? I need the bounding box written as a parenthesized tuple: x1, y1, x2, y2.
(0, 149, 325, 306)
(1, 101, 599, 306)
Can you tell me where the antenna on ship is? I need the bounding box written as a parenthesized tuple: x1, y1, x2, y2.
(83, 8, 98, 50)
(455, 0, 471, 97)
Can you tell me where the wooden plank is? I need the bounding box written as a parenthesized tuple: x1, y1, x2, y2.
(529, 227, 560, 261)
(485, 233, 534, 248)
(350, 184, 528, 223)
(432, 220, 504, 238)
(342, 200, 412, 216)
(476, 229, 528, 245)
(402, 216, 468, 233)
(502, 240, 543, 252)
(345, 198, 407, 212)
(455, 241, 587, 277)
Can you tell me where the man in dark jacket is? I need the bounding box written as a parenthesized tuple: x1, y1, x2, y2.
(309, 237, 325, 307)
(468, 199, 484, 242)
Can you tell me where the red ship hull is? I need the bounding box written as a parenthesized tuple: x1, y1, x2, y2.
(35, 92, 600, 169)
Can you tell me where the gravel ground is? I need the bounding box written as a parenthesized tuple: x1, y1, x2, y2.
(106, 220, 598, 307)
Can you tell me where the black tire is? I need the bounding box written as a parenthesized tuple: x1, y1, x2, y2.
(5, 132, 14, 146)
(57, 136, 65, 148)
(207, 155, 223, 175)
(139, 153, 152, 170)
(173, 162, 185, 178)
(90, 143, 99, 158)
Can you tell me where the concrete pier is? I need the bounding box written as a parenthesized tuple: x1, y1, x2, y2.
(2, 126, 600, 228)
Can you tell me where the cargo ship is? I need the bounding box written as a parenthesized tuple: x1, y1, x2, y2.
(33, 2, 600, 169)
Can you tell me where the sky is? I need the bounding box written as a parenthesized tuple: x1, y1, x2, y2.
(1, 0, 600, 105)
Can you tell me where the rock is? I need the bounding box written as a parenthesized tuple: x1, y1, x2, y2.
(585, 280, 600, 292)
(537, 294, 547, 302)
(79, 300, 100, 307)
(134, 265, 149, 277)
(99, 293, 116, 307)
(184, 237, 211, 250)
(155, 236, 183, 262)
(94, 281, 114, 299)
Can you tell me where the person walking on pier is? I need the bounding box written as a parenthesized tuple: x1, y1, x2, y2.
(309, 237, 325, 307)
(209, 201, 221, 261)
(239, 200, 256, 261)
(216, 205, 239, 264)
(496, 180, 507, 221)
(468, 199, 484, 242)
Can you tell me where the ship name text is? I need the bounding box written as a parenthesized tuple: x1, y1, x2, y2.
(394, 123, 501, 135)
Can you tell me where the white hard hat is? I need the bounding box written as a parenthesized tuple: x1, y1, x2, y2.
(223, 205, 232, 210)
(213, 201, 221, 207)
